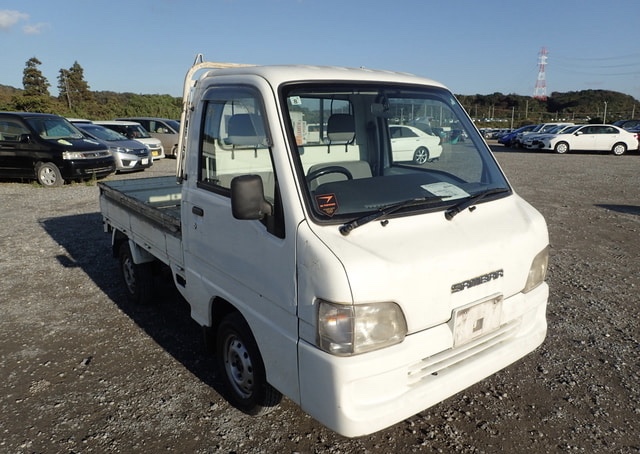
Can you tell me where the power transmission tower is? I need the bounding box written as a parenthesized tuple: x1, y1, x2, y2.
(533, 47, 548, 101)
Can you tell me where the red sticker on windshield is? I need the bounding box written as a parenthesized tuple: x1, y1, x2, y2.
(315, 193, 338, 217)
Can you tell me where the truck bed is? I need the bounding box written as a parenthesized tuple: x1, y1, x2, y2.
(98, 176, 182, 234)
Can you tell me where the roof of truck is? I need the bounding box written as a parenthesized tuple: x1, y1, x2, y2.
(198, 64, 448, 90)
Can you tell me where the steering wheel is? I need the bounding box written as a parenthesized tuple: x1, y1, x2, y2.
(306, 166, 353, 185)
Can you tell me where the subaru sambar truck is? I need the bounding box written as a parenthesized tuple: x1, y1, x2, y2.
(97, 55, 549, 437)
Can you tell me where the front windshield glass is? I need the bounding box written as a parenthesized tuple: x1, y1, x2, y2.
(81, 125, 128, 141)
(26, 117, 84, 140)
(282, 83, 510, 222)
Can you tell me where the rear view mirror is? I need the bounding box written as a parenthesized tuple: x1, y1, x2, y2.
(230, 174, 273, 220)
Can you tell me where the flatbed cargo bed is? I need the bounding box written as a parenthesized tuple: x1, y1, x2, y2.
(98, 176, 182, 234)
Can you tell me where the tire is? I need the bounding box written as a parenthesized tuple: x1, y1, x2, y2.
(611, 143, 626, 156)
(413, 147, 429, 164)
(36, 162, 63, 187)
(216, 312, 282, 415)
(118, 242, 153, 305)
(554, 142, 569, 154)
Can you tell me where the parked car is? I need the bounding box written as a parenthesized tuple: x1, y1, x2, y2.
(116, 117, 180, 157)
(615, 119, 640, 131)
(74, 122, 153, 173)
(521, 124, 579, 149)
(498, 124, 537, 147)
(515, 122, 574, 147)
(389, 124, 443, 164)
(0, 112, 115, 187)
(95, 120, 165, 159)
(539, 124, 639, 155)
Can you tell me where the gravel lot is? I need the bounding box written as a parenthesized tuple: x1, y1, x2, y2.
(1, 145, 639, 453)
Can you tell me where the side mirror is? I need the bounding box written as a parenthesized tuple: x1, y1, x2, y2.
(230, 174, 273, 220)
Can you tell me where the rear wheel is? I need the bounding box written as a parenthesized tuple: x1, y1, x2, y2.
(118, 242, 153, 305)
(554, 142, 569, 154)
(413, 147, 429, 164)
(36, 162, 63, 187)
(216, 312, 282, 415)
(611, 143, 626, 156)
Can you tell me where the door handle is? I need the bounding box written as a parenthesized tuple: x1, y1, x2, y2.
(192, 206, 204, 217)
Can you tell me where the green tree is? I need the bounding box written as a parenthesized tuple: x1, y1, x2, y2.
(57, 61, 96, 116)
(12, 57, 52, 112)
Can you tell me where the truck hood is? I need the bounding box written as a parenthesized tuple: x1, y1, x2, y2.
(307, 194, 548, 333)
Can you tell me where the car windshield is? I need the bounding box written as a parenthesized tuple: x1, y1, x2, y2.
(80, 124, 128, 142)
(26, 117, 84, 140)
(165, 119, 180, 131)
(282, 83, 510, 222)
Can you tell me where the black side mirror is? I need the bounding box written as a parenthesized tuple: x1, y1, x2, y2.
(230, 174, 273, 220)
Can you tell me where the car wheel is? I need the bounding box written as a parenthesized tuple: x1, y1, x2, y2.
(216, 312, 282, 415)
(611, 143, 626, 156)
(413, 147, 429, 164)
(554, 142, 569, 154)
(35, 162, 63, 187)
(118, 242, 153, 305)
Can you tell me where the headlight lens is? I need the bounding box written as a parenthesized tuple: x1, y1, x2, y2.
(317, 300, 407, 356)
(523, 246, 549, 293)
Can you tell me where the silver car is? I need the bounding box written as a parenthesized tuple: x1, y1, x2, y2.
(75, 123, 153, 172)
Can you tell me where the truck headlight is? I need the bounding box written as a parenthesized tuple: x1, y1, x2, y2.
(317, 300, 407, 356)
(523, 246, 549, 293)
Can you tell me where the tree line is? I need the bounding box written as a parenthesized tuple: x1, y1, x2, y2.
(0, 57, 182, 120)
(1, 57, 637, 126)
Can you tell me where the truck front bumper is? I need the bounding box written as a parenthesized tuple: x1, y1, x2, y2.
(298, 283, 548, 438)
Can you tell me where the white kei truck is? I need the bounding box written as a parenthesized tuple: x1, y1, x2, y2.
(98, 55, 549, 437)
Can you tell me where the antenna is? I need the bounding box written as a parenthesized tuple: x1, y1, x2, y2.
(533, 47, 548, 101)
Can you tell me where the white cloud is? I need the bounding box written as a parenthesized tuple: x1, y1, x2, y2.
(0, 9, 29, 30)
(23, 22, 48, 35)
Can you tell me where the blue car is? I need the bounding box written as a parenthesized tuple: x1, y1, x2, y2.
(498, 124, 537, 147)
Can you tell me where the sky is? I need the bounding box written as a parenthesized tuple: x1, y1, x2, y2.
(1, 0, 639, 100)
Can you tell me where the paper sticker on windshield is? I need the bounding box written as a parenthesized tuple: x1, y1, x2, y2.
(315, 193, 338, 216)
(422, 182, 469, 201)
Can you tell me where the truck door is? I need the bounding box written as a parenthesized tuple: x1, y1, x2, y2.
(181, 85, 298, 396)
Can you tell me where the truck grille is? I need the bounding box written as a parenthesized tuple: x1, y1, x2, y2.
(407, 319, 521, 386)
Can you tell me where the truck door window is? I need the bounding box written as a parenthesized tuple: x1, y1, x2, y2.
(198, 87, 275, 201)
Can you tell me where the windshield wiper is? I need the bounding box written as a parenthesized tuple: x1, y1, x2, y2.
(444, 187, 510, 220)
(339, 196, 442, 236)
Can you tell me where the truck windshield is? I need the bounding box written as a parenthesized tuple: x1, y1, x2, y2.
(282, 83, 510, 222)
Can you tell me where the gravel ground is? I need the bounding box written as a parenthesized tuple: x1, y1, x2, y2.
(1, 145, 639, 453)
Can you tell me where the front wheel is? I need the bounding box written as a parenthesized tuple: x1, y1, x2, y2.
(36, 162, 63, 187)
(216, 312, 282, 415)
(554, 142, 569, 154)
(413, 147, 429, 164)
(611, 143, 627, 156)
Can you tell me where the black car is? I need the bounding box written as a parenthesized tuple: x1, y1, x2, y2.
(0, 112, 115, 187)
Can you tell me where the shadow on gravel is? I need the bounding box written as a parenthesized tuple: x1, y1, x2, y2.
(596, 204, 640, 216)
(40, 212, 224, 395)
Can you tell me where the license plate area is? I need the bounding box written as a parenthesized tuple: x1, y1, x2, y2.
(452, 294, 503, 347)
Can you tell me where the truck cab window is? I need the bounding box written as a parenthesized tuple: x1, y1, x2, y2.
(198, 88, 275, 202)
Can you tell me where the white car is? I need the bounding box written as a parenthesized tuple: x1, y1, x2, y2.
(389, 125, 443, 164)
(522, 124, 579, 149)
(539, 124, 639, 155)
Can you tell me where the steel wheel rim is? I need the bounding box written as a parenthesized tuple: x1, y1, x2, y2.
(224, 335, 254, 398)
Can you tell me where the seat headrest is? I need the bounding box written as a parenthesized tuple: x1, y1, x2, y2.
(327, 114, 355, 143)
(227, 113, 266, 147)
